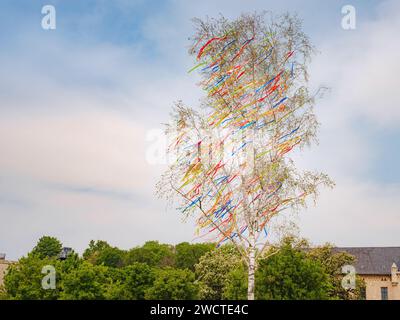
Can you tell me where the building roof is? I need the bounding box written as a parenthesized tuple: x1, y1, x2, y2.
(334, 247, 400, 275)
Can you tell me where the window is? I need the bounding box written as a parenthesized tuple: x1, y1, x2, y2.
(381, 287, 388, 300)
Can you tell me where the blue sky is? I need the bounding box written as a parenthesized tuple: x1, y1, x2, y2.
(0, 0, 399, 259)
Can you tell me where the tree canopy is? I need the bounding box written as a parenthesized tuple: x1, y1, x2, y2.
(1, 236, 364, 300)
(144, 268, 199, 300)
(175, 242, 215, 271)
(31, 236, 62, 259)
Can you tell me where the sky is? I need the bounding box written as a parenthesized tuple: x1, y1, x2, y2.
(0, 0, 399, 260)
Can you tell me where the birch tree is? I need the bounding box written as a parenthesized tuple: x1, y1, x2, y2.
(157, 12, 333, 300)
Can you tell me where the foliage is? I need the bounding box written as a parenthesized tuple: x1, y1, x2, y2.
(60, 261, 111, 300)
(83, 240, 109, 260)
(222, 264, 248, 300)
(125, 241, 175, 268)
(255, 238, 332, 300)
(112, 263, 155, 300)
(1, 236, 364, 300)
(307, 244, 366, 300)
(83, 240, 125, 268)
(223, 237, 365, 300)
(222, 238, 333, 300)
(175, 242, 215, 271)
(144, 268, 198, 300)
(31, 236, 62, 259)
(0, 286, 7, 300)
(195, 245, 242, 299)
(3, 254, 60, 300)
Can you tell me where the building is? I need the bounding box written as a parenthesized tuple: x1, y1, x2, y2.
(335, 247, 400, 300)
(0, 253, 12, 288)
(59, 247, 73, 260)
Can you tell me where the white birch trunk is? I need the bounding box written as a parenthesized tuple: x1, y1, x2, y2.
(247, 233, 256, 300)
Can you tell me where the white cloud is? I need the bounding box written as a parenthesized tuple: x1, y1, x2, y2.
(0, 15, 203, 258)
(0, 110, 198, 260)
(0, 111, 152, 191)
(310, 0, 400, 127)
(300, 178, 400, 246)
(296, 0, 400, 245)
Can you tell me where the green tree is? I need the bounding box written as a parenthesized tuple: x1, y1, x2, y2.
(83, 240, 109, 259)
(223, 237, 336, 300)
(307, 244, 366, 300)
(175, 242, 215, 271)
(60, 261, 110, 300)
(3, 254, 60, 300)
(122, 263, 155, 299)
(223, 265, 248, 300)
(31, 236, 62, 259)
(54, 250, 83, 292)
(145, 268, 198, 300)
(83, 240, 125, 268)
(106, 263, 155, 300)
(125, 241, 175, 268)
(0, 286, 7, 300)
(256, 239, 332, 300)
(195, 245, 242, 299)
